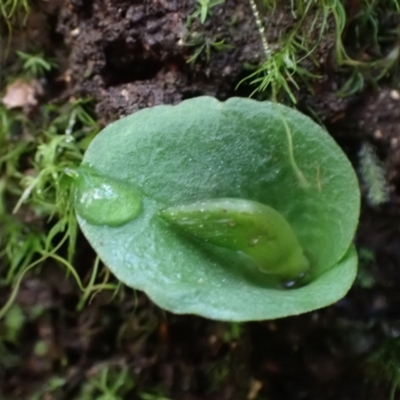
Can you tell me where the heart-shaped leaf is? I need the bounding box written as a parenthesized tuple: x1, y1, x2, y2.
(75, 97, 360, 321)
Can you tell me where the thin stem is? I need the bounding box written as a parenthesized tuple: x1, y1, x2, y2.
(248, 0, 270, 59)
(77, 256, 100, 310)
(274, 104, 309, 188)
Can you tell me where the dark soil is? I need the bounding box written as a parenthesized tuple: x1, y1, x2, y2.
(2, 1, 400, 399)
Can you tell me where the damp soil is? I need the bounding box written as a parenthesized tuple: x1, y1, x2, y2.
(2, 1, 400, 399)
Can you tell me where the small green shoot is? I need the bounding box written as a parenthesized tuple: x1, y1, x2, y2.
(239, 41, 318, 103)
(17, 51, 57, 78)
(358, 142, 389, 207)
(242, 0, 400, 101)
(0, 0, 29, 20)
(222, 322, 243, 343)
(0, 97, 122, 321)
(0, 0, 30, 31)
(242, 0, 323, 101)
(185, 0, 231, 64)
(78, 364, 135, 400)
(33, 340, 48, 356)
(367, 337, 400, 400)
(188, 0, 225, 25)
(3, 304, 25, 343)
(29, 377, 67, 400)
(186, 34, 233, 64)
(208, 359, 230, 390)
(11, 99, 99, 264)
(355, 247, 375, 289)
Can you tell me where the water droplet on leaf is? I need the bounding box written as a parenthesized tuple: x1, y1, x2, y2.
(74, 166, 142, 226)
(281, 272, 307, 289)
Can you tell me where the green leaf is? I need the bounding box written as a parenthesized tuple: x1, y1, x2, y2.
(75, 97, 360, 321)
(200, 5, 207, 23)
(159, 198, 310, 280)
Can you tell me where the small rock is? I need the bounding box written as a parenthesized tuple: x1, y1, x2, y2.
(390, 90, 400, 100)
(248, 379, 263, 400)
(70, 27, 80, 37)
(1, 79, 39, 109)
(374, 129, 383, 139)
